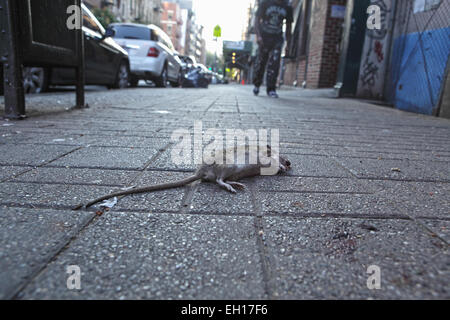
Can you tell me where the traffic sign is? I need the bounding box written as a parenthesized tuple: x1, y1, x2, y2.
(213, 25, 221, 38)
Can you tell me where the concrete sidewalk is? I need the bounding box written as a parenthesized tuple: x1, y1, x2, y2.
(0, 85, 449, 299)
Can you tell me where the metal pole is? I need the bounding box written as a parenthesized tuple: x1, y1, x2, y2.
(214, 37, 218, 73)
(75, 0, 86, 109)
(3, 0, 26, 119)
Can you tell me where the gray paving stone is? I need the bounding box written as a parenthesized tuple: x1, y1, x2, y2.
(0, 166, 33, 181)
(150, 149, 198, 171)
(0, 182, 114, 208)
(418, 220, 450, 244)
(12, 133, 96, 146)
(87, 136, 169, 149)
(0, 207, 94, 299)
(111, 170, 195, 212)
(254, 176, 380, 193)
(189, 183, 254, 215)
(334, 157, 450, 182)
(11, 167, 138, 187)
(263, 217, 449, 299)
(259, 191, 407, 218)
(369, 180, 450, 219)
(49, 146, 158, 170)
(18, 213, 264, 299)
(0, 144, 77, 166)
(280, 154, 353, 178)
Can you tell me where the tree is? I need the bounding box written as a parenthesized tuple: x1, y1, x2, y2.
(92, 8, 118, 29)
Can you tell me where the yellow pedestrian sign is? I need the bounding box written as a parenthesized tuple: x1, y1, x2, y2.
(214, 25, 221, 38)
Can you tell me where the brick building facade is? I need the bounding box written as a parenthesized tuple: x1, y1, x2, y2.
(111, 0, 162, 27)
(161, 2, 184, 52)
(282, 0, 347, 89)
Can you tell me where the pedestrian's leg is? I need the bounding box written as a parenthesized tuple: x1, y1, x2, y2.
(253, 46, 270, 88)
(266, 41, 283, 94)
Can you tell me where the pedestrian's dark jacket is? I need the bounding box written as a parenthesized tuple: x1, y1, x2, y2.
(256, 0, 294, 38)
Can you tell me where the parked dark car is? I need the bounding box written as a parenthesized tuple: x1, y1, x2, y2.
(176, 54, 195, 77)
(181, 66, 209, 89)
(0, 4, 130, 95)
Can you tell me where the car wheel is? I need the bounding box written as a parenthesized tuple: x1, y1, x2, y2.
(22, 67, 48, 94)
(155, 65, 168, 88)
(170, 70, 182, 88)
(111, 61, 129, 89)
(129, 75, 139, 88)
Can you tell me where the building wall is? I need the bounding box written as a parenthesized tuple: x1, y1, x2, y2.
(161, 2, 183, 52)
(319, 0, 347, 87)
(112, 0, 162, 26)
(439, 62, 450, 119)
(283, 0, 346, 89)
(356, 0, 395, 99)
(183, 12, 205, 63)
(387, 0, 450, 115)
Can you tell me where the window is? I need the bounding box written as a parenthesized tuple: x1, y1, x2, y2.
(167, 25, 173, 34)
(414, 0, 441, 13)
(112, 25, 151, 40)
(286, 0, 311, 58)
(83, 9, 104, 35)
(168, 10, 174, 20)
(299, 0, 311, 57)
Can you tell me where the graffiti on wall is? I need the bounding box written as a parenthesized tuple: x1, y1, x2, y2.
(358, 0, 393, 99)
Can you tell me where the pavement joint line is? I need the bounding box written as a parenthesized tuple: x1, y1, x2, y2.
(0, 146, 83, 183)
(235, 96, 241, 115)
(264, 212, 412, 220)
(331, 155, 450, 162)
(258, 213, 450, 224)
(357, 177, 450, 183)
(16, 144, 173, 150)
(3, 203, 446, 222)
(258, 190, 375, 195)
(39, 164, 143, 171)
(38, 164, 197, 174)
(262, 212, 450, 222)
(0, 167, 35, 184)
(84, 140, 175, 216)
(0, 202, 101, 212)
(8, 212, 97, 300)
(180, 181, 200, 214)
(282, 152, 332, 157)
(135, 141, 174, 174)
(6, 180, 124, 188)
(202, 97, 220, 116)
(249, 182, 277, 300)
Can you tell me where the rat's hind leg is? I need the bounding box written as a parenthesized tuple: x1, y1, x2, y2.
(225, 181, 246, 190)
(216, 178, 237, 193)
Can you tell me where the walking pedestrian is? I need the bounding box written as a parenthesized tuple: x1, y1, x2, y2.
(253, 0, 293, 98)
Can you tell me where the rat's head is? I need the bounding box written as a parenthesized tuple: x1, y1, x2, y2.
(196, 164, 217, 182)
(279, 154, 291, 172)
(266, 145, 291, 173)
(278, 156, 291, 172)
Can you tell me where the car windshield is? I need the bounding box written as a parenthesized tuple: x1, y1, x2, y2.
(112, 25, 151, 40)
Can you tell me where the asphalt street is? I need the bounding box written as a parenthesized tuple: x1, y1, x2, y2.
(0, 84, 449, 299)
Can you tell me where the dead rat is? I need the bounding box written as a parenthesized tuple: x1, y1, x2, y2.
(78, 145, 291, 209)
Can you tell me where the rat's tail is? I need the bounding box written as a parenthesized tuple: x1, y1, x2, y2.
(81, 174, 201, 209)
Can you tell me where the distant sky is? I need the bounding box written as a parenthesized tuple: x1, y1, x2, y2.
(193, 0, 252, 54)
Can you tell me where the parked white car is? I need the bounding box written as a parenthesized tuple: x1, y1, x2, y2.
(109, 23, 182, 88)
